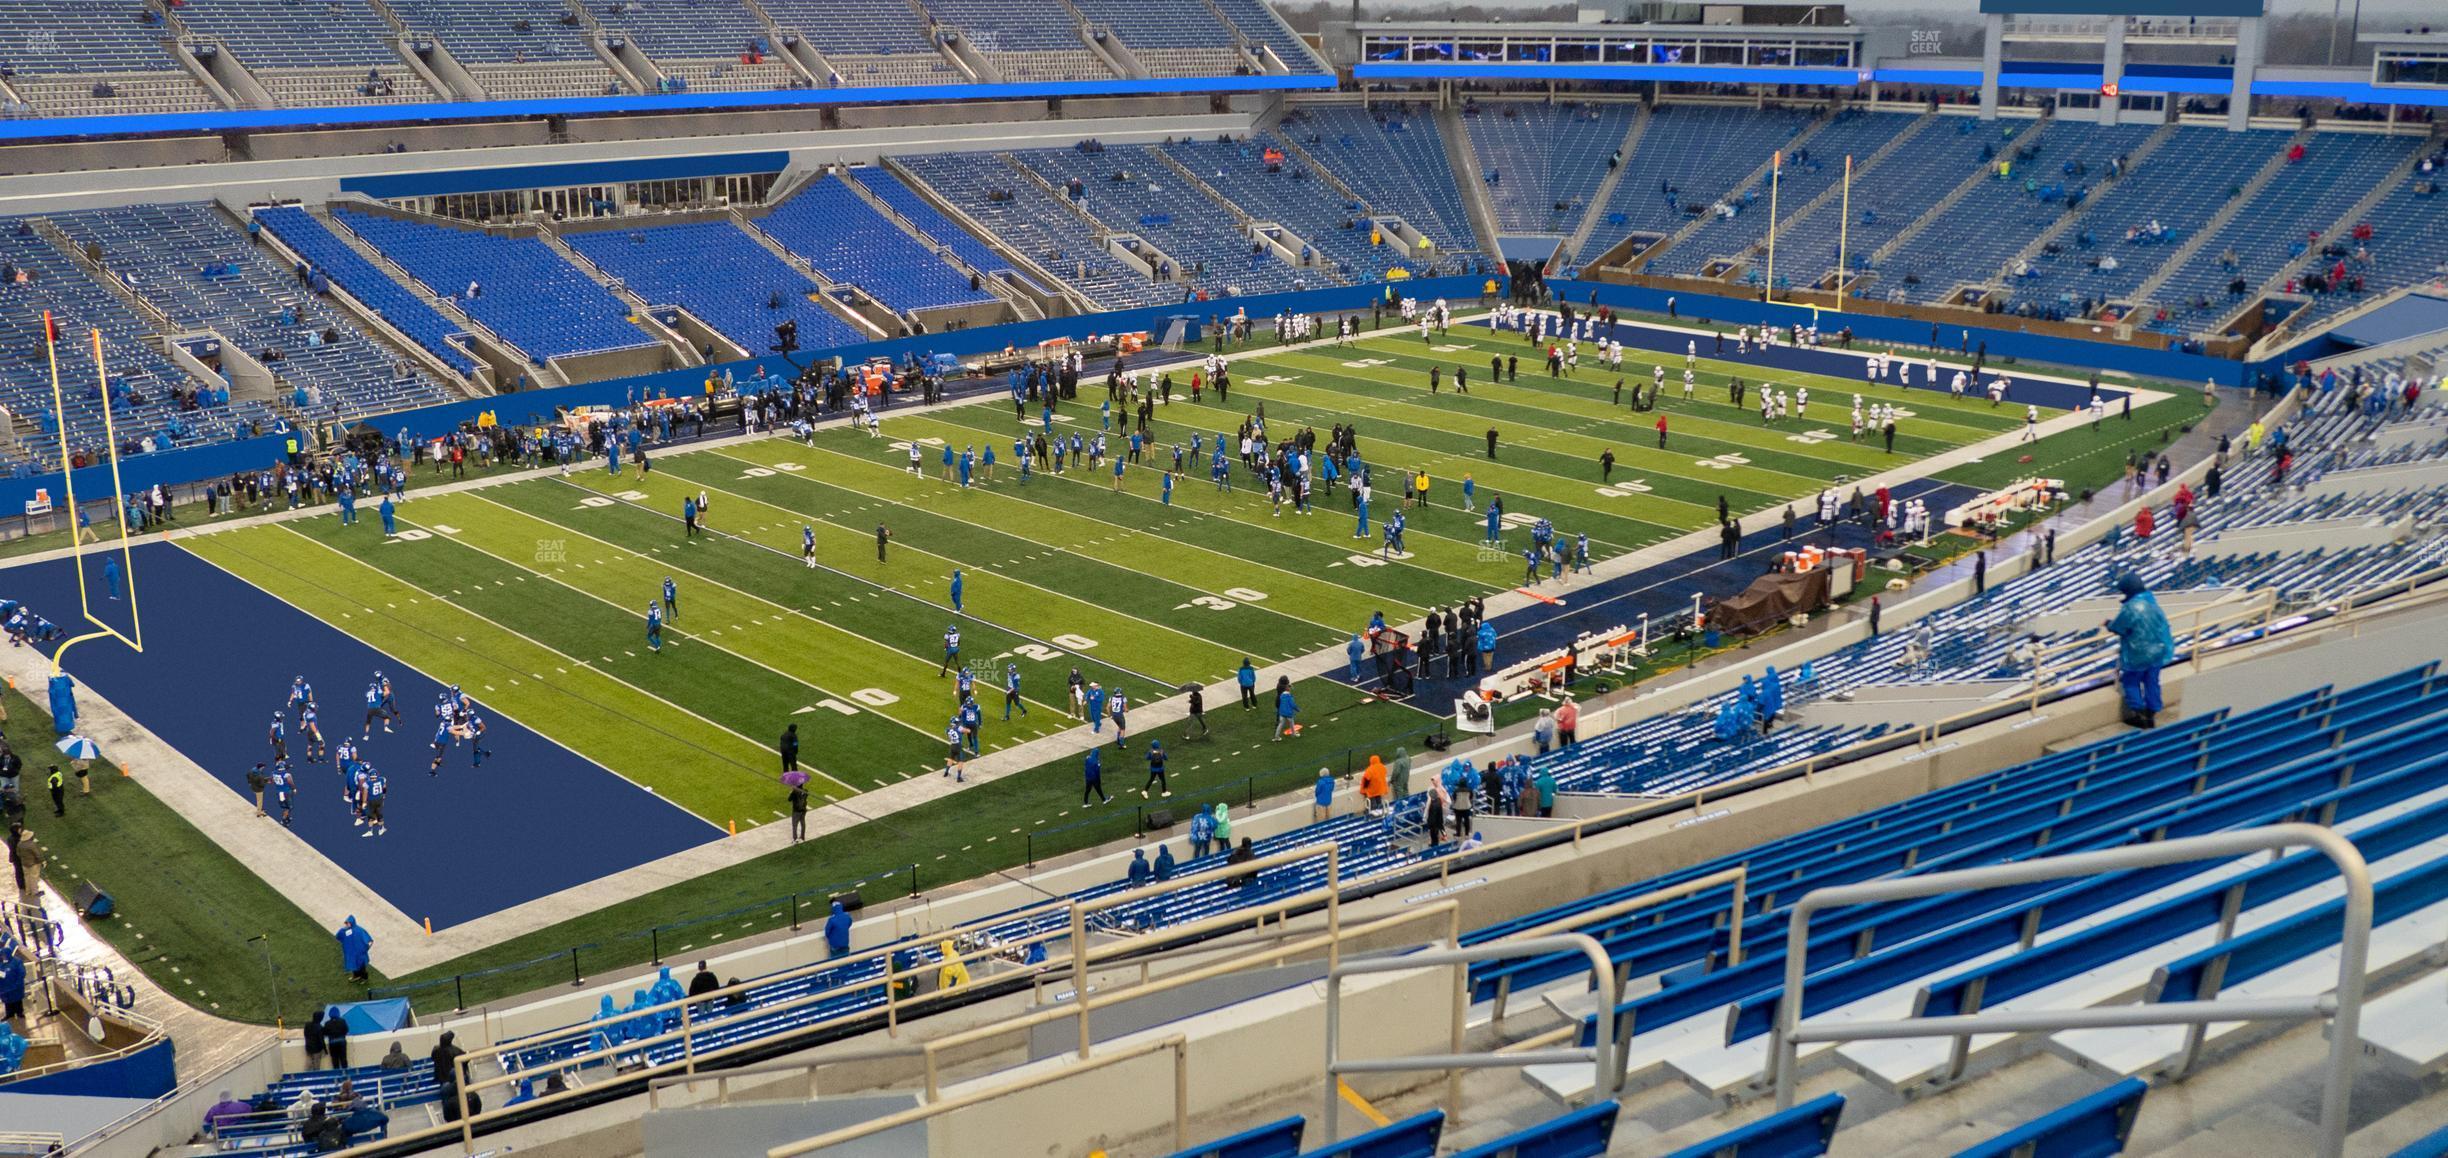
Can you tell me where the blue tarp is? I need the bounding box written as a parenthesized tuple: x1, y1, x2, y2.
(329, 999, 415, 1035)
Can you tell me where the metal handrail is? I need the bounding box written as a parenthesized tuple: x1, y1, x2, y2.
(1322, 934, 1618, 1143)
(1765, 823, 2372, 1158)
(1483, 866, 1748, 1021)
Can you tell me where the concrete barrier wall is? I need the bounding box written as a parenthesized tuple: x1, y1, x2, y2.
(929, 965, 1454, 1158)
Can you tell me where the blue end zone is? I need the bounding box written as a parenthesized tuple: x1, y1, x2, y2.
(4, 542, 718, 929)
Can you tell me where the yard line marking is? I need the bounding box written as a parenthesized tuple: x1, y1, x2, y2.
(460, 489, 1079, 722)
(539, 475, 1182, 696)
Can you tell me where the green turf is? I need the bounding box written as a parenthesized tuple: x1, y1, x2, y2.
(2, 688, 369, 1025)
(1937, 391, 2212, 496)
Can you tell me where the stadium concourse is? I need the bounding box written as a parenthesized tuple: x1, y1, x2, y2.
(5, 0, 2448, 1153)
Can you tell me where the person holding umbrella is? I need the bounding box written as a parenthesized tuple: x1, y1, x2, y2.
(56, 735, 98, 798)
(782, 771, 809, 843)
(1180, 682, 1209, 739)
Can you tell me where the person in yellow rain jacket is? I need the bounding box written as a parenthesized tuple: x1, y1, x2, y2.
(936, 941, 971, 991)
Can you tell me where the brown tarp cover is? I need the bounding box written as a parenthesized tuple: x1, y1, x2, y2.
(1713, 569, 1832, 636)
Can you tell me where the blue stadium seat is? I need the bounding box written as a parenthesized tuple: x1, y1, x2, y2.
(894, 151, 1177, 310)
(1584, 105, 1815, 255)
(2151, 848, 2448, 1005)
(751, 177, 998, 313)
(1950, 1079, 2147, 1158)
(1161, 1116, 1305, 1158)
(1657, 1093, 1844, 1158)
(0, 0, 220, 116)
(1465, 101, 1639, 235)
(385, 0, 625, 99)
(1279, 105, 1478, 257)
(2393, 1121, 2448, 1158)
(335, 209, 657, 362)
(563, 219, 864, 352)
(1448, 1101, 1618, 1158)
(254, 205, 478, 377)
(1298, 1111, 1443, 1158)
(51, 202, 457, 423)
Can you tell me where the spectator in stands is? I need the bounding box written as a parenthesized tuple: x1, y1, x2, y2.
(1451, 770, 1476, 838)
(1153, 845, 1176, 881)
(687, 961, 721, 1004)
(1533, 709, 1557, 755)
(1312, 767, 1334, 821)
(1189, 804, 1217, 859)
(323, 1006, 351, 1070)
(202, 1091, 251, 1135)
(1126, 849, 1152, 885)
(1359, 755, 1389, 815)
(379, 1042, 410, 1071)
(0, 948, 22, 1024)
(302, 1007, 328, 1071)
(2106, 573, 2175, 729)
(1556, 696, 1579, 748)
(430, 1031, 463, 1091)
(935, 941, 970, 991)
(825, 902, 853, 958)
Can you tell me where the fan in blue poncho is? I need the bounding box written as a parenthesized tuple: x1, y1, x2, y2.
(648, 967, 685, 1030)
(625, 989, 655, 1042)
(825, 901, 853, 958)
(2105, 572, 2175, 728)
(589, 996, 622, 1051)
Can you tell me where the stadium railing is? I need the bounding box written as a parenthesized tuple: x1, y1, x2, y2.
(390, 855, 1469, 1156)
(368, 864, 918, 1013)
(1763, 823, 2371, 1158)
(1320, 934, 1620, 1142)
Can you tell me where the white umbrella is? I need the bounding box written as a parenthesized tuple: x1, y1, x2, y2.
(56, 735, 99, 761)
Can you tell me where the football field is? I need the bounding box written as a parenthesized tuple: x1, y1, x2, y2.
(21, 320, 2050, 936)
(198, 324, 2027, 820)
